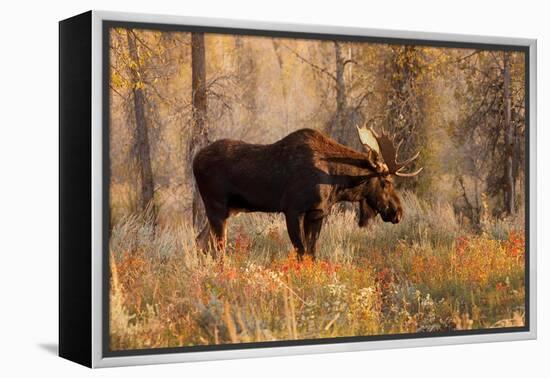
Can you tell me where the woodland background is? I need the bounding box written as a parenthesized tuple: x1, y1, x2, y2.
(107, 27, 527, 349)
(109, 28, 526, 229)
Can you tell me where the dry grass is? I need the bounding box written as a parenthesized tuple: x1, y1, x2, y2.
(108, 192, 525, 351)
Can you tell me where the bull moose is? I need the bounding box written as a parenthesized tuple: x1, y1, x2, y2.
(192, 125, 422, 258)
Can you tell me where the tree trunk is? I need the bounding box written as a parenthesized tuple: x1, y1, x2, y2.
(334, 41, 347, 141)
(189, 32, 209, 231)
(236, 37, 259, 134)
(503, 51, 515, 215)
(126, 30, 155, 216)
(271, 40, 289, 129)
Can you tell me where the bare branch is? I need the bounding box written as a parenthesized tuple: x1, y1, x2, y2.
(129, 30, 156, 55)
(281, 43, 337, 82)
(342, 59, 358, 66)
(454, 50, 482, 64)
(109, 84, 127, 100)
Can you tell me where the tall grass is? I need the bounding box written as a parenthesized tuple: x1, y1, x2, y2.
(109, 192, 525, 350)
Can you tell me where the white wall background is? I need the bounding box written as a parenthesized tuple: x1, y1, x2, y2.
(0, 0, 546, 376)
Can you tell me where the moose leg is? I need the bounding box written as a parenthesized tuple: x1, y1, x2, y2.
(284, 211, 306, 258)
(208, 216, 227, 255)
(304, 211, 324, 259)
(204, 201, 229, 257)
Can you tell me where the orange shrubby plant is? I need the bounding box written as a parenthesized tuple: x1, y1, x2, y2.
(109, 193, 525, 350)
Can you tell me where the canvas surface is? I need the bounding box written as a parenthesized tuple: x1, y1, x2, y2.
(105, 24, 528, 354)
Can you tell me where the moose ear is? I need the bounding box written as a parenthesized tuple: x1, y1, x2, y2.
(365, 150, 389, 171)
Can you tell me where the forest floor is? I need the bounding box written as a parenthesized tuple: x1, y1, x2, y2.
(108, 192, 526, 351)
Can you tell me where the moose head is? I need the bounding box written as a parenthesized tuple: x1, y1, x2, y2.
(355, 124, 423, 225)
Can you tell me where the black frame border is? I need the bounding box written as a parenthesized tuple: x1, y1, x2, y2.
(102, 19, 531, 359)
(59, 11, 93, 367)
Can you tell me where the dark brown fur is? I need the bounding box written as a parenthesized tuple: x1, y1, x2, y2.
(193, 128, 403, 257)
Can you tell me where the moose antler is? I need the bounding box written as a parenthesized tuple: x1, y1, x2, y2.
(355, 125, 380, 155)
(356, 124, 423, 177)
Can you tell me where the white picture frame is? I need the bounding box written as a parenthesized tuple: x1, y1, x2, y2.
(59, 10, 537, 368)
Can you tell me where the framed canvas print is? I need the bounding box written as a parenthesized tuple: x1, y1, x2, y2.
(59, 10, 537, 368)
